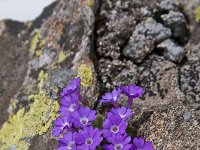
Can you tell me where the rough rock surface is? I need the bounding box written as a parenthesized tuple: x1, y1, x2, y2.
(0, 0, 200, 149)
(161, 11, 188, 42)
(156, 0, 180, 12)
(123, 17, 172, 63)
(0, 0, 98, 149)
(157, 39, 185, 63)
(98, 58, 138, 90)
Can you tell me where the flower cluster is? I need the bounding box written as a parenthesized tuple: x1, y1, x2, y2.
(52, 78, 154, 150)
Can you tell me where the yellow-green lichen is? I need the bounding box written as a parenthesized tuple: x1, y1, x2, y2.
(0, 109, 24, 150)
(77, 64, 93, 87)
(58, 51, 68, 63)
(39, 39, 46, 48)
(0, 70, 59, 150)
(29, 29, 46, 57)
(80, 0, 94, 7)
(30, 29, 40, 53)
(194, 5, 200, 22)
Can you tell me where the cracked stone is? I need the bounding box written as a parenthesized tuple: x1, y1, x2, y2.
(98, 58, 138, 90)
(96, 11, 136, 59)
(134, 17, 172, 43)
(156, 0, 180, 12)
(123, 17, 172, 63)
(157, 39, 185, 63)
(123, 34, 155, 63)
(161, 11, 188, 42)
(138, 54, 183, 105)
(180, 60, 200, 103)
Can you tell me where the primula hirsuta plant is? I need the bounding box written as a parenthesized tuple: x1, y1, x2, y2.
(52, 78, 155, 150)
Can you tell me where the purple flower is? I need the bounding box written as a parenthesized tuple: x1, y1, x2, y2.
(72, 106, 96, 128)
(60, 78, 81, 97)
(57, 131, 77, 150)
(100, 89, 122, 106)
(120, 85, 144, 106)
(107, 106, 133, 120)
(102, 115, 128, 138)
(52, 116, 71, 137)
(103, 134, 132, 150)
(59, 93, 79, 116)
(75, 126, 103, 150)
(132, 137, 154, 150)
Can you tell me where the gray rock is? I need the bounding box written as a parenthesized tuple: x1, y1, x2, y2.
(135, 17, 172, 43)
(138, 54, 182, 105)
(98, 59, 138, 90)
(161, 11, 188, 42)
(0, 0, 98, 149)
(157, 0, 179, 12)
(123, 34, 155, 63)
(157, 39, 185, 63)
(140, 6, 152, 17)
(123, 18, 172, 63)
(183, 111, 192, 122)
(96, 11, 136, 59)
(180, 60, 200, 103)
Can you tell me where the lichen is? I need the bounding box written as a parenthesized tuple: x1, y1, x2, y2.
(58, 51, 68, 63)
(0, 109, 24, 150)
(35, 50, 42, 57)
(0, 70, 59, 150)
(194, 5, 200, 22)
(29, 29, 46, 57)
(77, 64, 93, 87)
(30, 29, 39, 53)
(80, 0, 94, 7)
(39, 39, 46, 48)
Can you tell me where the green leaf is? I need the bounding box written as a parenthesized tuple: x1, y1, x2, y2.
(126, 126, 135, 137)
(93, 115, 103, 129)
(96, 146, 102, 150)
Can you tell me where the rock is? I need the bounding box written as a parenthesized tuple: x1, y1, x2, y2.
(161, 11, 188, 42)
(157, 39, 185, 63)
(157, 0, 179, 12)
(183, 111, 192, 122)
(122, 18, 172, 63)
(140, 6, 152, 17)
(96, 11, 136, 59)
(134, 17, 172, 43)
(138, 54, 183, 105)
(98, 59, 138, 90)
(180, 60, 200, 103)
(0, 20, 29, 127)
(0, 0, 98, 149)
(123, 34, 155, 63)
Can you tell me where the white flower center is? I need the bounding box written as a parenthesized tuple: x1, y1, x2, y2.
(63, 121, 69, 129)
(80, 117, 89, 125)
(67, 141, 74, 150)
(114, 144, 123, 150)
(69, 103, 76, 112)
(119, 113, 125, 118)
(111, 125, 119, 133)
(85, 138, 93, 145)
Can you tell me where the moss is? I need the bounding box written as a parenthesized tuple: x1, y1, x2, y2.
(0, 70, 59, 150)
(194, 5, 200, 22)
(77, 64, 93, 87)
